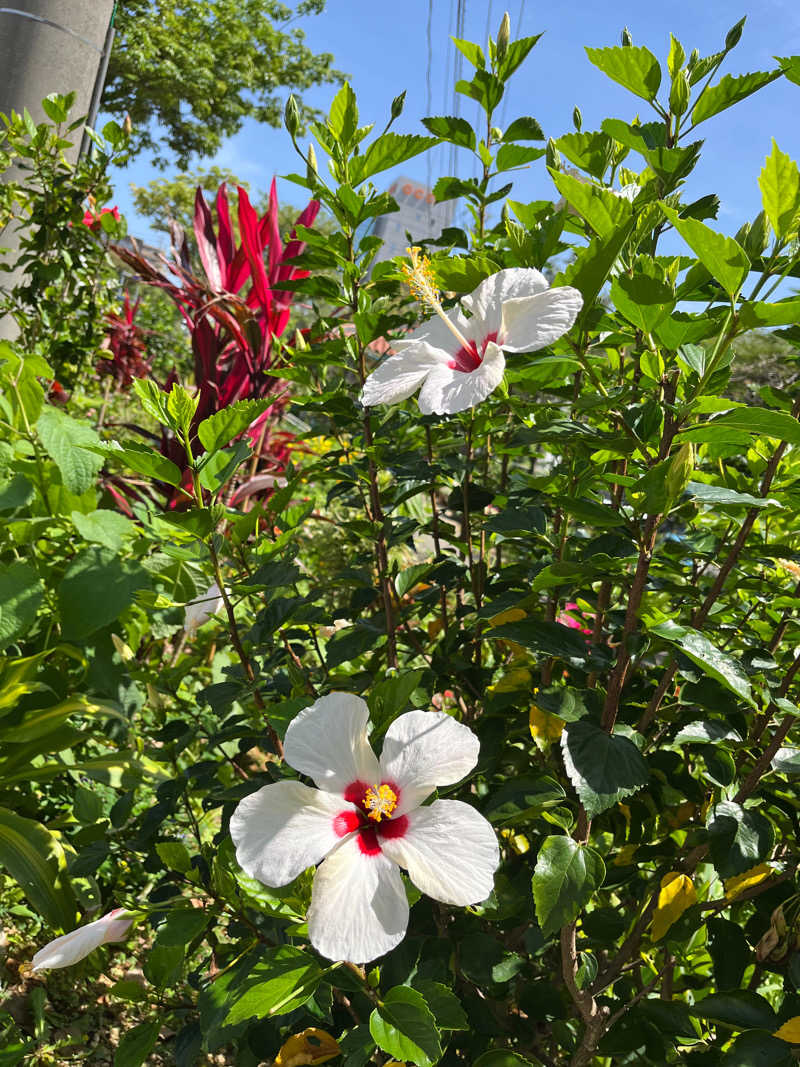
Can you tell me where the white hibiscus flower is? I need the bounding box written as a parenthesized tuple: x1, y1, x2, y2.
(184, 581, 224, 635)
(360, 252, 582, 415)
(32, 909, 134, 971)
(230, 692, 499, 964)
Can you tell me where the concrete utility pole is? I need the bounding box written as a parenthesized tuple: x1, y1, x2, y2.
(0, 1, 117, 340)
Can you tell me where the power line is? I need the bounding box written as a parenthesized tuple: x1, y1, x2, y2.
(426, 0, 434, 217)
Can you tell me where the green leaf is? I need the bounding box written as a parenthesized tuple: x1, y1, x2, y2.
(473, 1054, 538, 1067)
(585, 44, 662, 100)
(777, 55, 800, 87)
(451, 37, 485, 70)
(650, 620, 754, 706)
(561, 721, 649, 818)
(489, 619, 589, 666)
(550, 169, 632, 238)
(759, 139, 800, 238)
(495, 144, 545, 171)
(351, 134, 438, 185)
(532, 835, 606, 937)
(57, 548, 150, 640)
(197, 398, 273, 454)
(0, 806, 75, 930)
(692, 70, 782, 125)
(738, 298, 800, 330)
(143, 942, 184, 989)
(497, 34, 542, 79)
(659, 203, 750, 295)
(721, 1031, 794, 1066)
(114, 1019, 160, 1067)
(707, 917, 751, 992)
(411, 980, 468, 1030)
(0, 562, 43, 651)
(0, 473, 33, 511)
(686, 481, 780, 509)
(701, 407, 800, 445)
(132, 378, 171, 426)
(557, 221, 636, 327)
(225, 946, 322, 1025)
(611, 269, 675, 333)
(100, 440, 183, 487)
(689, 991, 777, 1031)
(369, 986, 442, 1067)
(707, 801, 775, 878)
(421, 115, 475, 150)
(35, 408, 103, 494)
(328, 81, 358, 145)
(555, 131, 613, 180)
(674, 720, 742, 745)
(154, 908, 208, 946)
(41, 94, 68, 124)
(432, 253, 501, 293)
(71, 510, 136, 550)
(165, 383, 199, 435)
(503, 116, 545, 142)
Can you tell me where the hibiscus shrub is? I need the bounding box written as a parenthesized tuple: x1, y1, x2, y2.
(7, 13, 800, 1067)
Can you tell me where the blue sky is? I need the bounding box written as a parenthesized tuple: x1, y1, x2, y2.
(108, 0, 800, 248)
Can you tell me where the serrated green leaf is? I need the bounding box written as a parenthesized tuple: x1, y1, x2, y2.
(692, 69, 782, 125)
(369, 986, 442, 1067)
(411, 980, 467, 1030)
(659, 203, 750, 295)
(71, 509, 136, 550)
(550, 169, 632, 239)
(104, 441, 184, 488)
(585, 44, 662, 101)
(421, 115, 475, 150)
(502, 116, 545, 142)
(0, 562, 43, 651)
(36, 408, 103, 494)
(197, 399, 271, 455)
(707, 801, 775, 878)
(650, 620, 754, 705)
(758, 139, 800, 239)
(351, 134, 438, 186)
(165, 384, 199, 435)
(556, 131, 613, 180)
(328, 82, 358, 145)
(114, 1018, 160, 1067)
(561, 721, 649, 818)
(532, 836, 606, 937)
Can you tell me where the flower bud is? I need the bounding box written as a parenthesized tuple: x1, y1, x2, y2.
(390, 91, 406, 122)
(669, 70, 691, 117)
(32, 910, 134, 971)
(496, 12, 511, 61)
(621, 26, 633, 47)
(725, 17, 745, 51)
(546, 138, 561, 171)
(306, 143, 318, 184)
(572, 106, 582, 132)
(284, 94, 300, 138)
(122, 113, 132, 138)
(184, 582, 225, 635)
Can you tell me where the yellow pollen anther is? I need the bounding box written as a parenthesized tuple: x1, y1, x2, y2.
(364, 783, 398, 822)
(400, 246, 472, 352)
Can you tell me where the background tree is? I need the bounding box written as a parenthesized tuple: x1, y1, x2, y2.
(103, 0, 344, 167)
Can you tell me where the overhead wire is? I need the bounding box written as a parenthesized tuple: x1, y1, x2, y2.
(426, 0, 434, 223)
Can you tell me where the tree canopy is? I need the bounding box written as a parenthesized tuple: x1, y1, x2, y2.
(103, 0, 343, 167)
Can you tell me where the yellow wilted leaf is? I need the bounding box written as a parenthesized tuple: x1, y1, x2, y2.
(773, 1017, 800, 1043)
(725, 863, 773, 901)
(529, 704, 565, 742)
(274, 1028, 340, 1066)
(651, 872, 697, 941)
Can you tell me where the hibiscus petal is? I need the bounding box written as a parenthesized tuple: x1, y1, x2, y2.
(417, 343, 505, 415)
(361, 344, 446, 408)
(284, 692, 381, 792)
(307, 834, 409, 963)
(32, 910, 133, 971)
(380, 709, 479, 813)
(464, 268, 551, 335)
(230, 780, 348, 886)
(379, 799, 499, 906)
(500, 286, 583, 352)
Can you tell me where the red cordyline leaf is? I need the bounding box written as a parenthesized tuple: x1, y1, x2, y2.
(108, 182, 319, 510)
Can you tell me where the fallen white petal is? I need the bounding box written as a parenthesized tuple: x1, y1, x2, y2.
(32, 910, 133, 971)
(284, 692, 381, 793)
(307, 833, 409, 963)
(379, 799, 499, 906)
(230, 780, 349, 886)
(500, 286, 583, 352)
(184, 581, 224, 635)
(417, 342, 505, 415)
(380, 709, 479, 814)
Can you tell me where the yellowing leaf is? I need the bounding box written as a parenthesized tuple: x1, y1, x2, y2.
(725, 862, 773, 901)
(274, 1028, 340, 1066)
(774, 1017, 800, 1043)
(614, 844, 637, 867)
(488, 607, 527, 627)
(529, 704, 565, 742)
(489, 666, 532, 694)
(651, 872, 697, 941)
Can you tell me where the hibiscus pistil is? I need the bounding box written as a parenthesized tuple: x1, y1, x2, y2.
(401, 246, 473, 353)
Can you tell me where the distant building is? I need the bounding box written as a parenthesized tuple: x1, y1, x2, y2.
(371, 175, 454, 264)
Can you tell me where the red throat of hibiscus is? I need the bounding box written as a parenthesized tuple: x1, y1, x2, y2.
(335, 780, 408, 855)
(449, 332, 499, 373)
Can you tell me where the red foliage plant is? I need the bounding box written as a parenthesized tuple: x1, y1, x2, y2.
(97, 292, 152, 389)
(111, 180, 319, 508)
